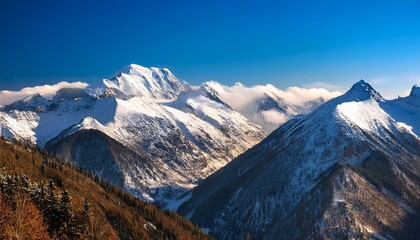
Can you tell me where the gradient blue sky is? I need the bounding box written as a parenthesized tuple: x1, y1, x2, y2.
(1, 0, 419, 97)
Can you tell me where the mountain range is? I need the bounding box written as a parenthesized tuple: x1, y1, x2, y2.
(178, 80, 420, 239)
(1, 64, 418, 239)
(0, 64, 328, 208)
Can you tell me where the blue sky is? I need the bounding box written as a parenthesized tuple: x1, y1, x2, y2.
(0, 0, 419, 97)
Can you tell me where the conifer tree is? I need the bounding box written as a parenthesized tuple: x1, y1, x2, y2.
(46, 179, 60, 234)
(59, 189, 74, 223)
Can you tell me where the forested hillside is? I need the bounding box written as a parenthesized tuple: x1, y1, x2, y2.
(0, 137, 210, 240)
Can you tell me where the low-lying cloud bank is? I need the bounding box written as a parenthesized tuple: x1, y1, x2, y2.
(0, 81, 88, 106)
(205, 81, 342, 112)
(260, 110, 290, 125)
(204, 81, 342, 131)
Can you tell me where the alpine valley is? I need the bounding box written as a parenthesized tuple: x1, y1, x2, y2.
(0, 64, 329, 209)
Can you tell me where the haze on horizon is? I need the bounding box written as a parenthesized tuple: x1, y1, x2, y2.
(0, 0, 419, 98)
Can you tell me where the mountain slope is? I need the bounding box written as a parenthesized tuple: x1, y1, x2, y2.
(44, 94, 264, 207)
(273, 162, 419, 239)
(0, 137, 210, 240)
(178, 80, 420, 239)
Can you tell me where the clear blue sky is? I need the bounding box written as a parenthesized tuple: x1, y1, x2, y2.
(1, 0, 419, 97)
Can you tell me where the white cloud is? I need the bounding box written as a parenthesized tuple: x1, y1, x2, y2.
(260, 110, 290, 125)
(205, 81, 342, 112)
(277, 86, 341, 105)
(302, 82, 344, 92)
(0, 81, 88, 106)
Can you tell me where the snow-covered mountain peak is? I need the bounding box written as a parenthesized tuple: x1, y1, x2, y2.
(257, 93, 288, 113)
(112, 64, 174, 79)
(170, 84, 233, 111)
(19, 93, 45, 104)
(23, 93, 44, 102)
(64, 116, 109, 137)
(343, 79, 384, 102)
(199, 85, 232, 109)
(92, 64, 189, 101)
(4, 93, 51, 112)
(409, 84, 420, 98)
(113, 63, 150, 76)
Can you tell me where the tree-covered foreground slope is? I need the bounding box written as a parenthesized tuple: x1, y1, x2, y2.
(0, 137, 210, 240)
